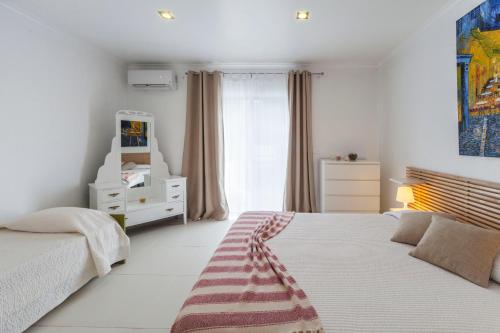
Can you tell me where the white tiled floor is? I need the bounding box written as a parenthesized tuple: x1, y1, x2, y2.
(26, 217, 233, 333)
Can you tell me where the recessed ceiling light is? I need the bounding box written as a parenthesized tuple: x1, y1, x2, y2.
(158, 10, 175, 20)
(296, 10, 310, 20)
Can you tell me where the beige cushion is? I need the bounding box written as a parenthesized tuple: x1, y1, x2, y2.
(391, 213, 435, 245)
(409, 216, 500, 287)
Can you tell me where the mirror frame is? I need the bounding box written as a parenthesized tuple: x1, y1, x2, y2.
(93, 110, 171, 199)
(116, 111, 153, 197)
(118, 113, 152, 191)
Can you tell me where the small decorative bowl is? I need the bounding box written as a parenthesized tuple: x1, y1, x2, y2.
(348, 153, 358, 161)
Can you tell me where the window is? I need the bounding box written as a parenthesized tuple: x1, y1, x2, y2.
(222, 74, 289, 214)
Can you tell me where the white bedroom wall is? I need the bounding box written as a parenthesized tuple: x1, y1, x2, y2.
(0, 4, 127, 221)
(309, 65, 379, 161)
(125, 65, 380, 203)
(377, 0, 500, 211)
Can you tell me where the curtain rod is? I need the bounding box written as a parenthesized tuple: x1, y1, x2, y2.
(185, 71, 324, 76)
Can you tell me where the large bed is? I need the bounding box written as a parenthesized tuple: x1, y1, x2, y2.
(171, 167, 500, 333)
(268, 213, 500, 332)
(0, 216, 128, 333)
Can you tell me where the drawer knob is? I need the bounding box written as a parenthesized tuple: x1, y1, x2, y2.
(172, 184, 180, 188)
(166, 208, 174, 212)
(108, 205, 120, 210)
(108, 193, 120, 197)
(172, 195, 180, 199)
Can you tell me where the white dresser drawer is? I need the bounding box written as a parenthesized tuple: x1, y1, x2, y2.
(319, 161, 381, 214)
(126, 202, 183, 227)
(164, 202, 184, 215)
(97, 188, 125, 203)
(323, 164, 380, 180)
(323, 180, 380, 196)
(166, 180, 184, 193)
(323, 196, 380, 212)
(97, 201, 125, 214)
(167, 191, 183, 203)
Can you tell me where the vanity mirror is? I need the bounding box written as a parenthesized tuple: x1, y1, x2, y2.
(119, 115, 151, 189)
(89, 110, 187, 227)
(121, 152, 151, 188)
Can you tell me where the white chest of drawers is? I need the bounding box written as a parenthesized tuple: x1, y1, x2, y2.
(319, 160, 380, 213)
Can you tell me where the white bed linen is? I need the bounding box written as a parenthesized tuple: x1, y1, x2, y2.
(0, 221, 128, 333)
(122, 166, 150, 188)
(3, 208, 130, 277)
(267, 213, 500, 333)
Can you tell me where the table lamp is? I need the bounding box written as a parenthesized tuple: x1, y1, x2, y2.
(389, 177, 424, 211)
(395, 186, 415, 209)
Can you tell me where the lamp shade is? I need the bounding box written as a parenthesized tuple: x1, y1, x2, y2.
(396, 186, 415, 204)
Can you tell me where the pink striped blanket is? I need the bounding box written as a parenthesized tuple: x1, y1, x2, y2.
(171, 211, 323, 333)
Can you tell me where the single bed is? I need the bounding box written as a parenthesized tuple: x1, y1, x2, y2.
(0, 219, 128, 333)
(268, 213, 500, 332)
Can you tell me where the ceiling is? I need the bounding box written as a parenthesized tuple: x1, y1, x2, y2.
(3, 0, 450, 66)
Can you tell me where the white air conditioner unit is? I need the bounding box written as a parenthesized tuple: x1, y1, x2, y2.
(127, 69, 177, 89)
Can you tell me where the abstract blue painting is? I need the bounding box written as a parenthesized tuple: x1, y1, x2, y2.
(457, 0, 500, 157)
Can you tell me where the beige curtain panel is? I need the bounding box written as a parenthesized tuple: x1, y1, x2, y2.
(285, 71, 317, 213)
(181, 71, 228, 221)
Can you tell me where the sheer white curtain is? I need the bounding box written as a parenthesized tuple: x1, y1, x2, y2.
(222, 74, 289, 214)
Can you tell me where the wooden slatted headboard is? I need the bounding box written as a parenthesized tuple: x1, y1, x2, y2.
(406, 167, 500, 231)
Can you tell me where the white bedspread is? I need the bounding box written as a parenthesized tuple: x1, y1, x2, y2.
(267, 213, 500, 333)
(2, 208, 130, 277)
(0, 219, 129, 333)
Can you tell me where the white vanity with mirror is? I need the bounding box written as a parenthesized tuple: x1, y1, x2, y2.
(89, 110, 187, 227)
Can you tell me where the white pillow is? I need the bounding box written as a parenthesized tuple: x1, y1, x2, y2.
(492, 252, 500, 284)
(121, 162, 137, 171)
(4, 207, 116, 233)
(383, 210, 418, 220)
(133, 164, 150, 169)
(383, 210, 455, 220)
